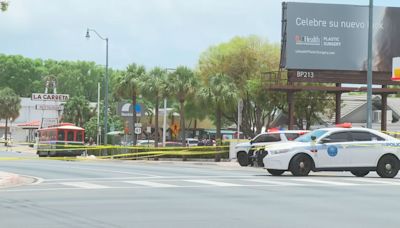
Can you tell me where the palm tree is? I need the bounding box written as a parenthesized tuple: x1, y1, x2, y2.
(200, 74, 238, 145)
(62, 96, 91, 127)
(0, 87, 21, 146)
(140, 67, 168, 147)
(167, 66, 198, 145)
(114, 63, 146, 145)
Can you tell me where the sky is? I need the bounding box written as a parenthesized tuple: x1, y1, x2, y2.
(1, 0, 400, 70)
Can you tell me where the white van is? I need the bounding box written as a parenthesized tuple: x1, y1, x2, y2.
(185, 138, 199, 147)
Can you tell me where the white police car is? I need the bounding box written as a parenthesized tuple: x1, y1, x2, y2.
(235, 130, 307, 167)
(263, 127, 400, 178)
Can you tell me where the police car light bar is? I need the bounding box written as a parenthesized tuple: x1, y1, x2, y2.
(335, 122, 352, 128)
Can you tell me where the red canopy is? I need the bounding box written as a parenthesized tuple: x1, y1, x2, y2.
(17, 120, 40, 128)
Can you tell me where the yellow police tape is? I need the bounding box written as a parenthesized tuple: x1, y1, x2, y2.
(0, 143, 229, 161)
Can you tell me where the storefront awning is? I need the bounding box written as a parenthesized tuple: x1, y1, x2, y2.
(17, 120, 40, 129)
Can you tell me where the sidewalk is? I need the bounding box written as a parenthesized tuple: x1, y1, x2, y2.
(3, 144, 36, 154)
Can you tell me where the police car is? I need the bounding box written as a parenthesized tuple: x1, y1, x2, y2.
(235, 130, 308, 167)
(263, 127, 400, 178)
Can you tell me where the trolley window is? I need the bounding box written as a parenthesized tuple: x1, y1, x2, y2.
(67, 131, 74, 141)
(76, 131, 83, 142)
(58, 130, 65, 141)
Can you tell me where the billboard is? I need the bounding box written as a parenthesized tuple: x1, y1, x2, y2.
(281, 2, 400, 72)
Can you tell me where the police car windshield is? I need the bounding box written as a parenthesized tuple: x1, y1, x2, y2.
(295, 130, 328, 142)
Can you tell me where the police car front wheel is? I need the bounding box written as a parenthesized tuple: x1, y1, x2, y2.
(377, 155, 399, 178)
(289, 154, 313, 176)
(237, 152, 249, 167)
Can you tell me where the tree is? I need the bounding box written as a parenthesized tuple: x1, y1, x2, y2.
(114, 63, 146, 145)
(0, 87, 21, 145)
(199, 74, 238, 144)
(0, 55, 43, 97)
(0, 55, 105, 101)
(294, 90, 335, 130)
(184, 97, 208, 134)
(140, 67, 168, 147)
(84, 111, 123, 143)
(1, 1, 8, 11)
(62, 96, 92, 127)
(198, 35, 282, 137)
(167, 66, 198, 145)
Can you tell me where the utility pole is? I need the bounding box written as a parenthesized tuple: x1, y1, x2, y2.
(366, 0, 373, 128)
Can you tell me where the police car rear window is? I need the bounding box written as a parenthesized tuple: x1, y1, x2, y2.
(284, 133, 301, 141)
(253, 134, 281, 143)
(351, 131, 384, 141)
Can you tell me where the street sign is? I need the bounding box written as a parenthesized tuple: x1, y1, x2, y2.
(31, 93, 69, 102)
(135, 104, 141, 113)
(135, 123, 142, 128)
(41, 118, 58, 128)
(119, 103, 145, 117)
(146, 126, 152, 133)
(171, 123, 180, 135)
(35, 105, 64, 110)
(134, 127, 142, 135)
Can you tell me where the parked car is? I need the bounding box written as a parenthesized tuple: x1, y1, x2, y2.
(164, 141, 184, 147)
(185, 138, 199, 147)
(137, 140, 155, 147)
(235, 130, 308, 167)
(263, 127, 400, 178)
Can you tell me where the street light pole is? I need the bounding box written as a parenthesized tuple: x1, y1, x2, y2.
(366, 0, 373, 128)
(162, 68, 176, 147)
(86, 28, 109, 144)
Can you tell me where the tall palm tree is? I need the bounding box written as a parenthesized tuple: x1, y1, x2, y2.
(167, 66, 198, 146)
(200, 74, 238, 145)
(62, 96, 91, 127)
(114, 63, 146, 145)
(0, 87, 21, 146)
(140, 67, 168, 147)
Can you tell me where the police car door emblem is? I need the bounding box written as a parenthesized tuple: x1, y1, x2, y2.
(327, 146, 338, 157)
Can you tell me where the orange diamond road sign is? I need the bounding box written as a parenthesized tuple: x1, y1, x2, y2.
(171, 123, 180, 135)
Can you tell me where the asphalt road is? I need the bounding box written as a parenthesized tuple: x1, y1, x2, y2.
(1, 149, 400, 228)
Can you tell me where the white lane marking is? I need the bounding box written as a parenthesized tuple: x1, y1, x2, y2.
(19, 162, 160, 177)
(124, 181, 177, 188)
(60, 182, 110, 189)
(290, 178, 359, 186)
(184, 179, 243, 187)
(342, 178, 400, 185)
(246, 179, 304, 186)
(43, 175, 264, 182)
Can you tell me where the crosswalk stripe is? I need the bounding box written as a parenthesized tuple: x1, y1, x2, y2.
(290, 178, 359, 186)
(60, 182, 110, 189)
(184, 179, 243, 187)
(124, 181, 178, 188)
(341, 178, 400, 185)
(246, 179, 304, 186)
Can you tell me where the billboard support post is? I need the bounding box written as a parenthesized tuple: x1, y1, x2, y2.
(366, 0, 374, 129)
(287, 91, 294, 130)
(381, 85, 388, 131)
(335, 83, 341, 124)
